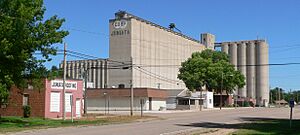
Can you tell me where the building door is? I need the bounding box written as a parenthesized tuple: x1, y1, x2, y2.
(65, 93, 72, 113)
(149, 97, 152, 110)
(76, 99, 81, 117)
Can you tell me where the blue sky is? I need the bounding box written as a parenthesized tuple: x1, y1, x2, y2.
(43, 0, 300, 91)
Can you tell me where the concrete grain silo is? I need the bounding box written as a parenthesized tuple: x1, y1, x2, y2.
(246, 41, 256, 99)
(229, 43, 238, 70)
(255, 40, 269, 106)
(237, 42, 247, 98)
(221, 43, 229, 54)
(220, 40, 269, 106)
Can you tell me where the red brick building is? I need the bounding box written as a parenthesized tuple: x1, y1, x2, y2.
(0, 79, 83, 118)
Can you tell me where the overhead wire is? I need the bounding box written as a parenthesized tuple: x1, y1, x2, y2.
(136, 66, 182, 83)
(134, 67, 182, 84)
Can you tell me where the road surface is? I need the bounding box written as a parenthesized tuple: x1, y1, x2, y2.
(12, 107, 300, 135)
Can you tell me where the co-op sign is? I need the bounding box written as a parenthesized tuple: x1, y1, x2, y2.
(113, 19, 127, 29)
(51, 80, 77, 90)
(111, 19, 130, 36)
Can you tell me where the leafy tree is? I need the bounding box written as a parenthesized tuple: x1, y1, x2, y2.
(270, 87, 300, 104)
(178, 49, 245, 108)
(270, 87, 285, 103)
(0, 0, 68, 102)
(47, 66, 63, 79)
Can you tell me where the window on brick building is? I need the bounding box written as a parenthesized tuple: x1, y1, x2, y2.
(23, 94, 29, 106)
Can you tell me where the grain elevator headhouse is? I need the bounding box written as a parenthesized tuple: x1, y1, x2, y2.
(108, 11, 206, 90)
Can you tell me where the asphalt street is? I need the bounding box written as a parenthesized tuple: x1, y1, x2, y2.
(12, 107, 300, 135)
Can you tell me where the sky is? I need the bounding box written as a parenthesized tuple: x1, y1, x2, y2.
(43, 0, 300, 91)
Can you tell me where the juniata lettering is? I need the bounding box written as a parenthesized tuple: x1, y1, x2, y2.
(51, 81, 77, 90)
(111, 30, 130, 36)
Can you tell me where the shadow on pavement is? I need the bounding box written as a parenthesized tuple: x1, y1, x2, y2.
(175, 117, 300, 134)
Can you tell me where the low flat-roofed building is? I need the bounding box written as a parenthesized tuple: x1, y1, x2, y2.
(86, 88, 167, 112)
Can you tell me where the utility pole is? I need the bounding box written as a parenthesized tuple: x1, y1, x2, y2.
(130, 57, 133, 116)
(63, 43, 67, 120)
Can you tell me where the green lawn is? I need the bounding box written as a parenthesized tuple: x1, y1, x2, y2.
(231, 119, 300, 135)
(0, 116, 150, 133)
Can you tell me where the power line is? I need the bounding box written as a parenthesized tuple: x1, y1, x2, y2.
(65, 49, 128, 65)
(66, 28, 109, 37)
(134, 62, 300, 68)
(67, 53, 93, 60)
(66, 50, 100, 59)
(136, 66, 182, 83)
(134, 67, 181, 84)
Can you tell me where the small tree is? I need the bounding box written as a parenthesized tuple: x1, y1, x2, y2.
(23, 105, 31, 118)
(0, 0, 68, 102)
(178, 50, 245, 109)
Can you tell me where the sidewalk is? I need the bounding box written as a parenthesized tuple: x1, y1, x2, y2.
(87, 107, 255, 115)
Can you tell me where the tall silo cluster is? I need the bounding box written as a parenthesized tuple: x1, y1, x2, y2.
(221, 40, 269, 106)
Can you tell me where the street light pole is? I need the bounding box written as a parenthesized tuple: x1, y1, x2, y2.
(104, 92, 107, 115)
(108, 95, 110, 115)
(130, 80, 133, 116)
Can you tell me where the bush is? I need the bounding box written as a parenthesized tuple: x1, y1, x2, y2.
(243, 101, 250, 107)
(23, 105, 31, 118)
